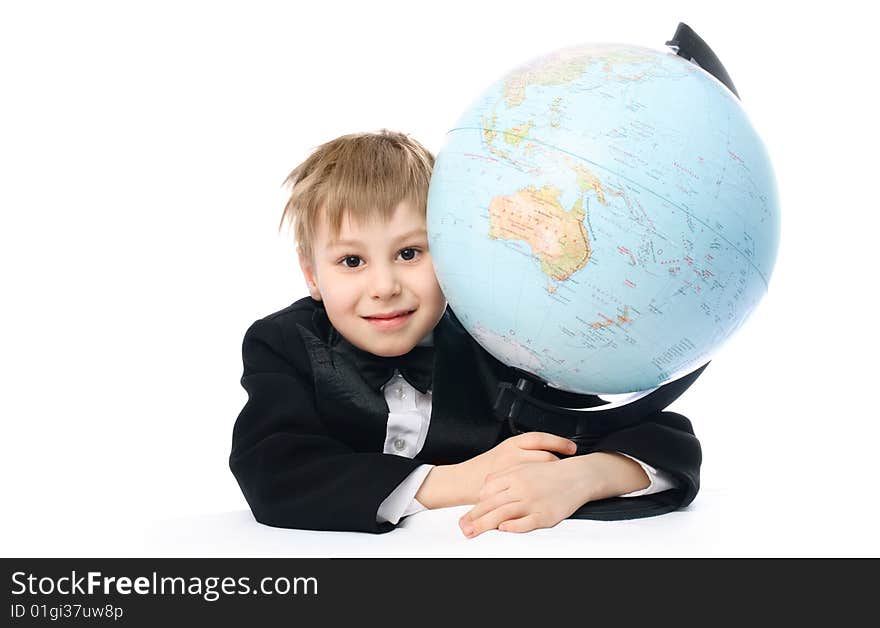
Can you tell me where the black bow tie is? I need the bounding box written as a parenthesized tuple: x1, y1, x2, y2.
(334, 338, 435, 394)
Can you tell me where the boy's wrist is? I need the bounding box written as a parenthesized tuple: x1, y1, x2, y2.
(415, 463, 472, 509)
(561, 452, 653, 503)
(559, 455, 608, 504)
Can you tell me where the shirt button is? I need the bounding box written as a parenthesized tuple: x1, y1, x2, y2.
(396, 387, 407, 400)
(393, 438, 406, 451)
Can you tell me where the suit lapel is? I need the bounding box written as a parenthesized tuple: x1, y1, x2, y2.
(297, 313, 389, 452)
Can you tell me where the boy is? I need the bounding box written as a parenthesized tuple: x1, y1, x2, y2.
(229, 130, 701, 535)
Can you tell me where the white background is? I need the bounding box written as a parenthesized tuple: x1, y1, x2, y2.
(2, 0, 878, 556)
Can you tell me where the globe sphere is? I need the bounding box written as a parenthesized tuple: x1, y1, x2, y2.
(427, 43, 780, 394)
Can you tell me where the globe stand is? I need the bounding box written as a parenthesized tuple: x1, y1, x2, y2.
(491, 362, 710, 451)
(666, 22, 740, 99)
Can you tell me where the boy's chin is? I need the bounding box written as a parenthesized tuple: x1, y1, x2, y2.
(356, 330, 422, 357)
(366, 341, 417, 358)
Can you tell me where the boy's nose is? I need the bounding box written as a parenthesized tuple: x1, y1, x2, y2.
(369, 264, 402, 299)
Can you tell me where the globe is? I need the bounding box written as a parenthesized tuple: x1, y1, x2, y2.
(427, 43, 780, 395)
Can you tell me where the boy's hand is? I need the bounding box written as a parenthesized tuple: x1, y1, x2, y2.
(458, 456, 602, 538)
(457, 432, 577, 504)
(458, 452, 653, 537)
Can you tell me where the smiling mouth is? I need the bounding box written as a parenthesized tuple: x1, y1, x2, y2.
(364, 309, 416, 320)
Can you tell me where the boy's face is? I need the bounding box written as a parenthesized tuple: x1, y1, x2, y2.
(298, 201, 447, 357)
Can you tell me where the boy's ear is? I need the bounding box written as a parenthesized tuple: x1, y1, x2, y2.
(297, 247, 323, 301)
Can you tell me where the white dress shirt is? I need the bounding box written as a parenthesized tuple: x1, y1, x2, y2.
(376, 337, 678, 524)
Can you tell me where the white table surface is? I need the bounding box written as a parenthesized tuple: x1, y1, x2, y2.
(141, 486, 879, 558)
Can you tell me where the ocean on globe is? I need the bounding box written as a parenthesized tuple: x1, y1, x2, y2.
(427, 43, 780, 395)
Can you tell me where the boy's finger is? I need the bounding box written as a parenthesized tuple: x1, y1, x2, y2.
(519, 432, 577, 454)
(463, 502, 526, 538)
(461, 490, 516, 524)
(498, 514, 541, 534)
(523, 450, 560, 464)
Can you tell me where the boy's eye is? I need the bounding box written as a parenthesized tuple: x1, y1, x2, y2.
(338, 248, 420, 268)
(398, 247, 419, 261)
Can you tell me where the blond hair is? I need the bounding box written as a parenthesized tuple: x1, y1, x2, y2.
(280, 130, 435, 261)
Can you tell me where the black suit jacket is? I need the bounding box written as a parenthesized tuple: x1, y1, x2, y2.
(230, 297, 702, 533)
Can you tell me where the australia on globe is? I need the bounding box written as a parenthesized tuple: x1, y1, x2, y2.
(427, 43, 780, 394)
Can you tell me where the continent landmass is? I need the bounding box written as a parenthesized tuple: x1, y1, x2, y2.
(503, 44, 658, 107)
(488, 185, 591, 285)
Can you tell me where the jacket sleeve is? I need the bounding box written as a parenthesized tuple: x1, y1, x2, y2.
(569, 410, 702, 521)
(229, 317, 424, 533)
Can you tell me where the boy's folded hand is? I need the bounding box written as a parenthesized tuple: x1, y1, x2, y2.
(459, 432, 576, 503)
(458, 457, 598, 538)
